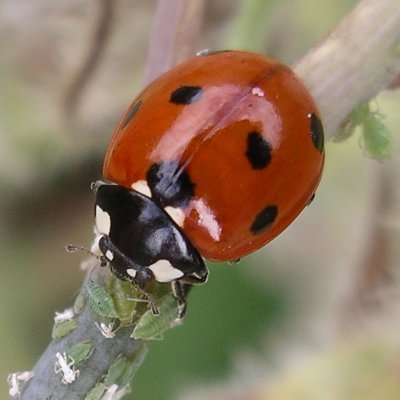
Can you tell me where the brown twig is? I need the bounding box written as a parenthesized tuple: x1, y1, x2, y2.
(63, 0, 115, 120)
(143, 0, 205, 84)
(339, 160, 400, 329)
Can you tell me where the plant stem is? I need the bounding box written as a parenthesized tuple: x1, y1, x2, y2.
(20, 266, 148, 399)
(294, 0, 400, 139)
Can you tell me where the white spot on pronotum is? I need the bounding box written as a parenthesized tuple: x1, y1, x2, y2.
(131, 180, 152, 198)
(126, 268, 137, 278)
(7, 371, 34, 398)
(54, 308, 74, 323)
(95, 206, 111, 235)
(105, 250, 114, 261)
(148, 259, 184, 282)
(54, 352, 79, 384)
(90, 235, 102, 256)
(164, 206, 185, 227)
(252, 87, 264, 97)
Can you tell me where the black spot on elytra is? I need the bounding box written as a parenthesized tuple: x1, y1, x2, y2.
(121, 99, 143, 129)
(170, 86, 203, 105)
(147, 161, 195, 208)
(309, 113, 324, 152)
(250, 205, 278, 234)
(246, 131, 272, 169)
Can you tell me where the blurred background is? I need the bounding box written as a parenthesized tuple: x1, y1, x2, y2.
(1, 0, 400, 399)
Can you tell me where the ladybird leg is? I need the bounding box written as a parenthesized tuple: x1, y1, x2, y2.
(133, 283, 159, 315)
(97, 236, 160, 314)
(122, 267, 159, 315)
(171, 281, 193, 319)
(181, 266, 209, 285)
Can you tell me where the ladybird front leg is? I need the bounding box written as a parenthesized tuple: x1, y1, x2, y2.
(132, 282, 160, 316)
(120, 267, 160, 315)
(171, 281, 193, 319)
(98, 235, 160, 314)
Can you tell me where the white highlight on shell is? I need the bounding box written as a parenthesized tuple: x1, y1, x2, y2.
(126, 268, 137, 278)
(54, 352, 79, 385)
(131, 180, 152, 198)
(95, 206, 111, 235)
(252, 87, 264, 97)
(164, 206, 185, 227)
(196, 48, 210, 56)
(192, 199, 221, 241)
(148, 259, 184, 282)
(105, 250, 114, 261)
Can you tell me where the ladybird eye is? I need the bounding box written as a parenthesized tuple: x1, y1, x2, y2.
(250, 205, 278, 234)
(309, 113, 324, 152)
(246, 131, 272, 169)
(169, 86, 203, 105)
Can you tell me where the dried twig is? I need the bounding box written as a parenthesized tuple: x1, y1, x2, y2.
(63, 0, 115, 120)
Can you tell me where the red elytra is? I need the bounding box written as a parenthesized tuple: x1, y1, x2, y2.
(103, 50, 324, 262)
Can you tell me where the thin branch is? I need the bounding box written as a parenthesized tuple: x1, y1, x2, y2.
(339, 159, 400, 329)
(143, 0, 186, 84)
(143, 0, 205, 84)
(173, 0, 205, 64)
(63, 0, 115, 120)
(20, 284, 147, 399)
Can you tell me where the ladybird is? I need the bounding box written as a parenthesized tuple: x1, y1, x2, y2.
(92, 50, 324, 316)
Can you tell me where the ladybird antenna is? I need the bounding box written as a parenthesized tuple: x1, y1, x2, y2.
(65, 244, 108, 267)
(65, 244, 94, 256)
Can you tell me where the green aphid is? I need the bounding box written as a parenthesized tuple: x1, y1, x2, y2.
(335, 102, 392, 160)
(335, 103, 370, 142)
(360, 112, 392, 160)
(119, 344, 148, 387)
(131, 295, 181, 340)
(108, 278, 139, 325)
(86, 280, 119, 319)
(104, 355, 128, 387)
(73, 292, 86, 315)
(52, 319, 78, 340)
(84, 382, 107, 400)
(66, 340, 93, 365)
